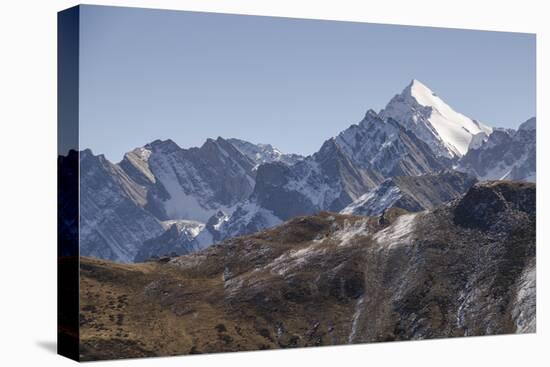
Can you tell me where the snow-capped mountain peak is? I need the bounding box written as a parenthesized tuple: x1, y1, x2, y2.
(407, 79, 439, 104)
(380, 79, 492, 158)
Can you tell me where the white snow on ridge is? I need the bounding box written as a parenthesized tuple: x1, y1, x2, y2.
(468, 132, 489, 151)
(408, 80, 493, 155)
(160, 219, 205, 238)
(227, 138, 303, 168)
(381, 79, 493, 158)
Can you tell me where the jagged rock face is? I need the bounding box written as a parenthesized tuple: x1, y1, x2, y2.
(75, 137, 299, 263)
(252, 139, 383, 221)
(341, 170, 477, 216)
(118, 147, 168, 220)
(79, 181, 535, 360)
(380, 79, 492, 159)
(144, 137, 256, 221)
(251, 110, 451, 221)
(314, 138, 384, 210)
(227, 138, 303, 167)
(335, 110, 452, 176)
(457, 118, 536, 182)
(212, 202, 282, 243)
(78, 150, 164, 263)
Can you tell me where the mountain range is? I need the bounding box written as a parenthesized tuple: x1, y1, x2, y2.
(62, 79, 536, 263)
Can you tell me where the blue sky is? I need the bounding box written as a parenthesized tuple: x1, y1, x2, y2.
(79, 5, 536, 162)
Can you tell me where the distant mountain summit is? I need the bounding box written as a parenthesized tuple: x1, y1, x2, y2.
(381, 79, 492, 159)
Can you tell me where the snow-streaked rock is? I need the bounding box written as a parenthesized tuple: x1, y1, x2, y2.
(144, 137, 256, 221)
(341, 170, 477, 216)
(227, 138, 303, 168)
(78, 149, 164, 263)
(457, 118, 536, 182)
(335, 110, 451, 176)
(215, 201, 283, 241)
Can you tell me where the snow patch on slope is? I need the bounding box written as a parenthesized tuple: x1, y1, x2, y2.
(332, 219, 369, 247)
(374, 213, 418, 248)
(341, 181, 402, 216)
(268, 243, 327, 276)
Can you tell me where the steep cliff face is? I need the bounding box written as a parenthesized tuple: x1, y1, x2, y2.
(76, 137, 261, 262)
(335, 110, 452, 176)
(143, 137, 257, 221)
(79, 181, 535, 360)
(78, 150, 164, 263)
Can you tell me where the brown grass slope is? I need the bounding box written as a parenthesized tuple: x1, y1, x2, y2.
(79, 181, 536, 361)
